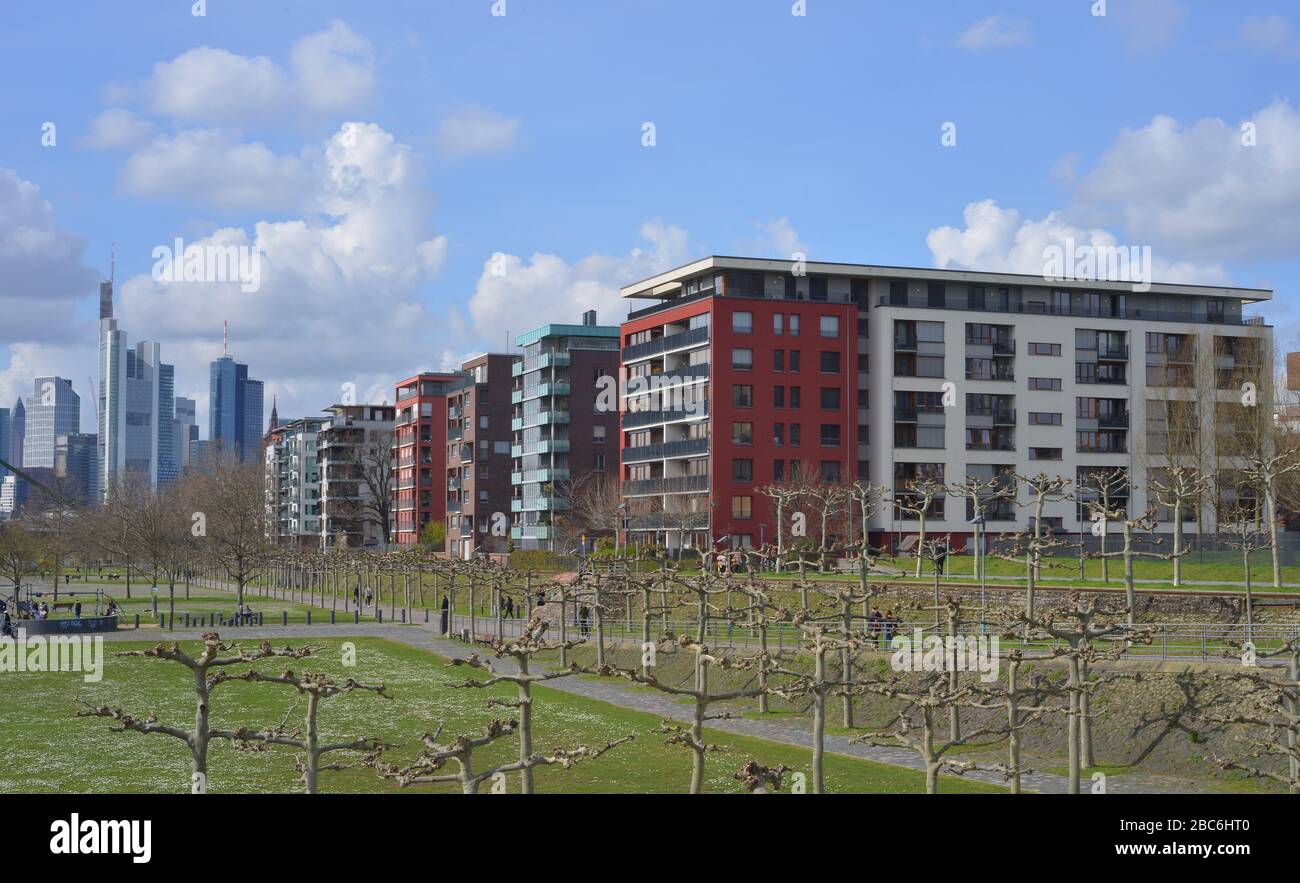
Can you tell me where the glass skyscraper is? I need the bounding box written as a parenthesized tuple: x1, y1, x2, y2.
(209, 355, 264, 463)
(22, 377, 80, 469)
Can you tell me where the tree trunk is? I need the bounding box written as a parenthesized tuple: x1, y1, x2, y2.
(812, 647, 826, 794)
(518, 657, 535, 794)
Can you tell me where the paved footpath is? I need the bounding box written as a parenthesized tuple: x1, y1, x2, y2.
(102, 618, 1196, 795)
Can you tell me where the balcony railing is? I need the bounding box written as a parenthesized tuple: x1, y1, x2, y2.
(622, 437, 710, 463)
(622, 326, 710, 362)
(623, 474, 710, 496)
(622, 403, 710, 429)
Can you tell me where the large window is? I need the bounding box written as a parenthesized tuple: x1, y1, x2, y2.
(732, 459, 753, 481)
(732, 422, 753, 444)
(1028, 342, 1061, 356)
(732, 348, 753, 370)
(820, 388, 841, 409)
(820, 315, 840, 337)
(820, 351, 841, 373)
(820, 424, 841, 446)
(731, 496, 753, 518)
(1029, 377, 1062, 391)
(732, 311, 753, 334)
(732, 384, 753, 407)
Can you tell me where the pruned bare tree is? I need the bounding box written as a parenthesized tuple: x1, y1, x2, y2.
(77, 633, 316, 788)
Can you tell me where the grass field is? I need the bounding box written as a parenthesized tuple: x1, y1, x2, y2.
(0, 636, 1002, 795)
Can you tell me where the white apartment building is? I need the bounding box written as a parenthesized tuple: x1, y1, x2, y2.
(318, 404, 396, 549)
(264, 417, 325, 549)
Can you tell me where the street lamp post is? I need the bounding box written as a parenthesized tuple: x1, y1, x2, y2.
(969, 514, 987, 635)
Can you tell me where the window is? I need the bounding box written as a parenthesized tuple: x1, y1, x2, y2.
(820, 461, 841, 483)
(1029, 412, 1062, 426)
(820, 351, 841, 373)
(790, 351, 801, 372)
(1028, 343, 1062, 356)
(732, 422, 753, 444)
(732, 459, 753, 481)
(773, 350, 785, 371)
(820, 424, 841, 446)
(732, 311, 753, 334)
(479, 416, 489, 429)
(773, 314, 784, 335)
(916, 321, 945, 343)
(774, 423, 785, 446)
(732, 384, 753, 407)
(773, 386, 785, 408)
(732, 496, 753, 518)
(927, 282, 945, 308)
(594, 453, 606, 471)
(789, 315, 800, 336)
(820, 316, 840, 337)
(732, 348, 753, 370)
(773, 460, 785, 481)
(820, 388, 841, 409)
(593, 426, 606, 444)
(790, 386, 802, 408)
(810, 277, 828, 301)
(790, 423, 802, 445)
(889, 280, 908, 305)
(967, 286, 985, 310)
(1029, 447, 1063, 461)
(1029, 377, 1062, 391)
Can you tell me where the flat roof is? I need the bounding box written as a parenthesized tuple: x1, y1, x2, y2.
(619, 255, 1273, 303)
(515, 323, 620, 347)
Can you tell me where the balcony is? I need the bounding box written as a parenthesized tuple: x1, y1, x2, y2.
(511, 439, 571, 458)
(513, 381, 572, 404)
(627, 511, 709, 531)
(623, 474, 710, 497)
(622, 437, 711, 463)
(625, 364, 710, 394)
(511, 525, 551, 541)
(1098, 412, 1130, 428)
(622, 326, 710, 362)
(512, 411, 572, 431)
(512, 467, 570, 484)
(1098, 344, 1130, 360)
(622, 403, 710, 430)
(512, 496, 571, 513)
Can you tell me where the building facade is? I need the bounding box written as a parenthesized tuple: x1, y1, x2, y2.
(318, 403, 396, 549)
(99, 281, 176, 498)
(620, 256, 1273, 553)
(393, 373, 462, 546)
(446, 354, 514, 559)
(22, 377, 80, 469)
(264, 417, 325, 548)
(54, 432, 98, 507)
(0, 406, 10, 477)
(511, 312, 621, 551)
(209, 354, 264, 463)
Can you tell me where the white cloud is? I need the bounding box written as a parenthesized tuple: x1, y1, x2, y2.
(1237, 14, 1300, 59)
(81, 109, 155, 150)
(742, 217, 807, 259)
(926, 199, 1226, 285)
(955, 16, 1031, 50)
(1075, 101, 1300, 261)
(0, 169, 99, 345)
(118, 129, 314, 213)
(467, 222, 691, 340)
(116, 123, 448, 426)
(145, 20, 374, 126)
(436, 107, 520, 157)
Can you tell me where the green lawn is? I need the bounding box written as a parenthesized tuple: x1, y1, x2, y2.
(1, 637, 1002, 794)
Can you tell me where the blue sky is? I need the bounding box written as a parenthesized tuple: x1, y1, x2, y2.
(2, 0, 1298, 431)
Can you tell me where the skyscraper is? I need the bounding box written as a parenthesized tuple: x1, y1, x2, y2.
(10, 398, 24, 473)
(22, 377, 79, 469)
(99, 275, 176, 498)
(0, 406, 10, 477)
(55, 433, 98, 507)
(174, 396, 198, 472)
(209, 346, 264, 464)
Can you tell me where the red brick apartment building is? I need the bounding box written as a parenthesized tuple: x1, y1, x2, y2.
(445, 353, 515, 558)
(620, 261, 860, 553)
(393, 372, 461, 545)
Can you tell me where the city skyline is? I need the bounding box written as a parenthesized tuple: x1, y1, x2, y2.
(3, 1, 1299, 436)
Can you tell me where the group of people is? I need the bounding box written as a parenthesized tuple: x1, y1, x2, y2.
(866, 606, 901, 647)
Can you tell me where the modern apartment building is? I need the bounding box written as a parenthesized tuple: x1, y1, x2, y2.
(620, 256, 1273, 552)
(620, 264, 858, 552)
(446, 354, 514, 559)
(99, 282, 177, 499)
(510, 312, 621, 551)
(318, 403, 396, 549)
(393, 372, 462, 546)
(263, 417, 325, 549)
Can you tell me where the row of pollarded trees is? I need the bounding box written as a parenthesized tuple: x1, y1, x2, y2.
(79, 552, 1300, 794)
